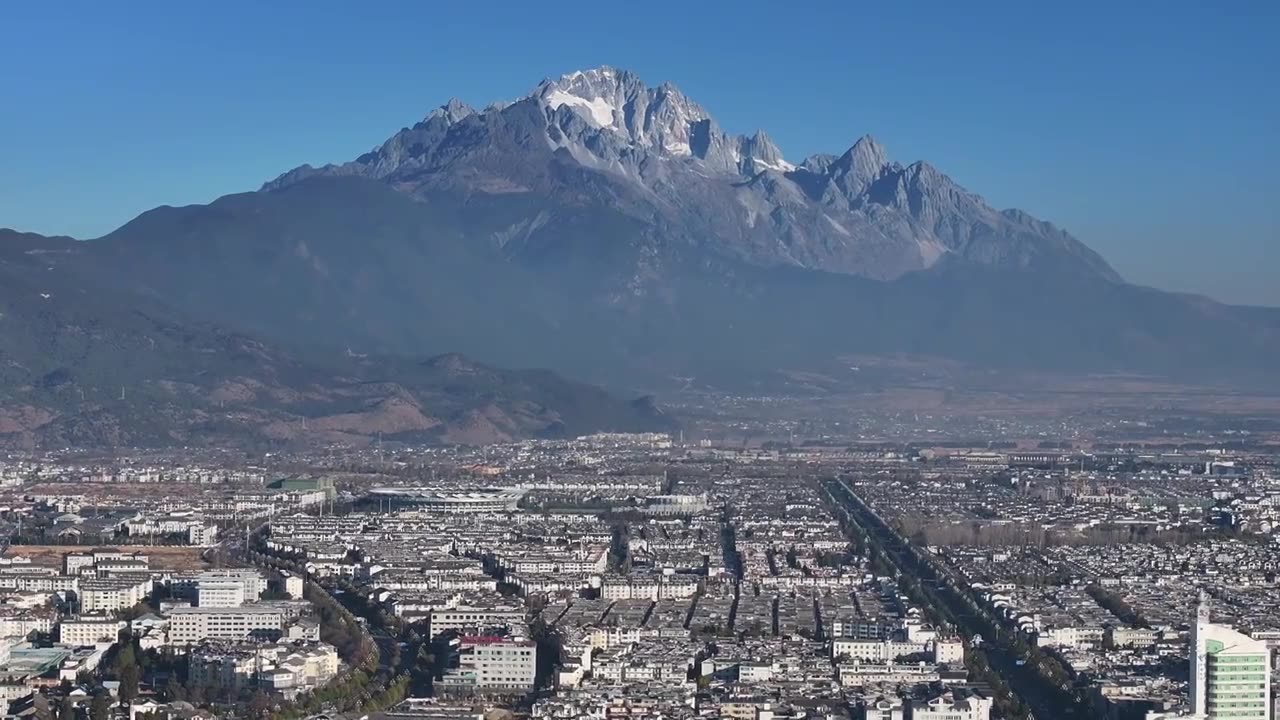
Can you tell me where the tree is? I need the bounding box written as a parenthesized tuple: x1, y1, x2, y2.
(247, 690, 271, 718)
(58, 697, 76, 720)
(120, 663, 141, 705)
(90, 693, 110, 720)
(33, 693, 52, 720)
(164, 675, 185, 702)
(112, 642, 137, 677)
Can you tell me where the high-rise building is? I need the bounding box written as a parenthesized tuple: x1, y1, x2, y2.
(1191, 598, 1272, 720)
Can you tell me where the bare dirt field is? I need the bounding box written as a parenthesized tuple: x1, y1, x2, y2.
(3, 544, 211, 572)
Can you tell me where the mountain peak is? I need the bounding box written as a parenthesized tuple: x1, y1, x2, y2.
(739, 130, 794, 174)
(426, 97, 475, 124)
(826, 134, 891, 199)
(533, 66, 716, 161)
(850, 134, 887, 159)
(536, 66, 643, 102)
(261, 68, 1121, 285)
(552, 65, 627, 84)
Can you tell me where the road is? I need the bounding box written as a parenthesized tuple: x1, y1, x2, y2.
(825, 477, 1088, 720)
(369, 627, 402, 674)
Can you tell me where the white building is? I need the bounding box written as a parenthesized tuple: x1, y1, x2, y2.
(261, 644, 340, 693)
(642, 494, 709, 516)
(1191, 603, 1272, 720)
(58, 615, 125, 646)
(169, 569, 267, 607)
(600, 575, 698, 601)
(189, 569, 267, 603)
(863, 697, 904, 720)
(930, 638, 966, 665)
(428, 605, 525, 638)
(63, 550, 148, 576)
(832, 639, 926, 663)
(167, 605, 286, 645)
(0, 612, 56, 638)
(282, 573, 305, 600)
(600, 576, 660, 601)
(188, 642, 338, 696)
(440, 637, 536, 693)
(187, 647, 256, 691)
(837, 660, 941, 686)
(911, 692, 992, 720)
(188, 523, 219, 547)
(0, 574, 78, 594)
(79, 577, 151, 613)
(198, 580, 247, 608)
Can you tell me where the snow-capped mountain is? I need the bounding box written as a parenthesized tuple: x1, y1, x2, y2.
(536, 67, 794, 174)
(265, 66, 1118, 283)
(6, 67, 1279, 431)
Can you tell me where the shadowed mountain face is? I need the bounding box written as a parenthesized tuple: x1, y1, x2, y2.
(0, 229, 673, 447)
(1, 67, 1278, 447)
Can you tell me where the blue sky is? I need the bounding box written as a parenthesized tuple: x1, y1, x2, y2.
(1, 0, 1277, 305)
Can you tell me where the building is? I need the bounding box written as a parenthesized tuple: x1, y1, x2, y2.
(63, 550, 148, 576)
(188, 641, 338, 696)
(198, 580, 247, 608)
(911, 692, 992, 720)
(261, 643, 339, 693)
(0, 573, 78, 594)
(267, 477, 336, 504)
(428, 605, 526, 638)
(930, 638, 966, 665)
(167, 605, 286, 645)
(188, 523, 219, 547)
(187, 645, 257, 692)
(836, 660, 941, 686)
(1190, 601, 1273, 720)
(0, 611, 56, 638)
(642, 495, 710, 517)
(366, 487, 527, 513)
(601, 576, 660, 601)
(198, 569, 267, 601)
(79, 577, 151, 613)
(438, 637, 536, 694)
(282, 573, 305, 600)
(123, 512, 219, 547)
(600, 574, 699, 602)
(171, 569, 267, 606)
(828, 616, 897, 640)
(283, 617, 321, 642)
(863, 697, 904, 720)
(832, 638, 926, 663)
(58, 615, 125, 646)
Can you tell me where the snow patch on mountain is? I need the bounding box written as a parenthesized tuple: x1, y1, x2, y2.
(752, 157, 797, 173)
(543, 89, 616, 128)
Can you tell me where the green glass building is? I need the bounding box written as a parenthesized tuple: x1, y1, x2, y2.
(1191, 605, 1273, 720)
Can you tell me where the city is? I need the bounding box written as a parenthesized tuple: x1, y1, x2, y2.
(0, 433, 1274, 719)
(2, 3, 1277, 719)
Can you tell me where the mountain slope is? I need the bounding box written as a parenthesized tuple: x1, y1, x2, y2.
(0, 229, 672, 447)
(3, 66, 1277, 397)
(24, 175, 1273, 388)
